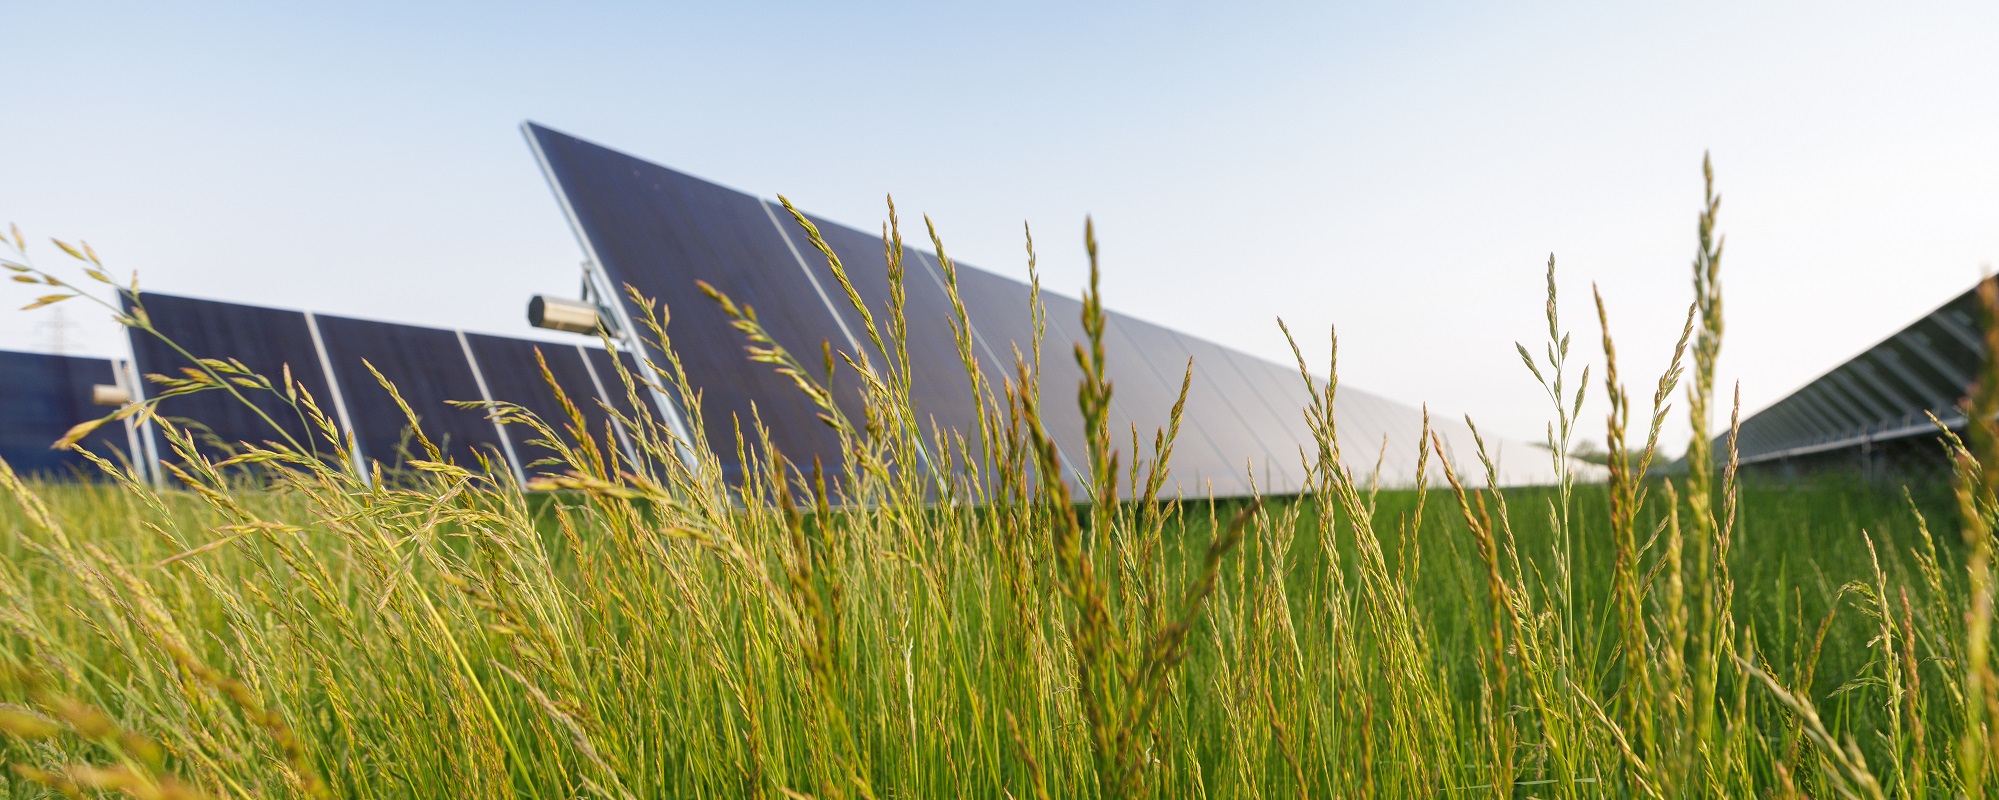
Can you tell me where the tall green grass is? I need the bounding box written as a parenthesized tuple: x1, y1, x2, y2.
(0, 161, 1988, 798)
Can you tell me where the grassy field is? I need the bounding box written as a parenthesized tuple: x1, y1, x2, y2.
(1, 163, 1996, 798)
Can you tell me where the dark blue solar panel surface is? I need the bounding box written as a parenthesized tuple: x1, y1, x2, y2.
(578, 346, 683, 471)
(528, 123, 854, 485)
(783, 212, 984, 450)
(525, 122, 1479, 496)
(926, 256, 1091, 487)
(118, 291, 684, 482)
(127, 293, 338, 462)
(312, 314, 503, 471)
(581, 347, 667, 429)
(463, 334, 630, 471)
(804, 223, 966, 425)
(0, 350, 126, 477)
(1023, 293, 1235, 496)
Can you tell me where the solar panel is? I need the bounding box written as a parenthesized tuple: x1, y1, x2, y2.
(523, 122, 1563, 491)
(1209, 347, 1314, 492)
(1169, 332, 1308, 493)
(126, 293, 340, 464)
(126, 292, 658, 484)
(527, 123, 855, 486)
(575, 346, 687, 470)
(780, 211, 986, 483)
(0, 350, 130, 478)
(933, 257, 1094, 488)
(1099, 312, 1249, 496)
(1346, 384, 1443, 482)
(310, 313, 507, 473)
(580, 346, 666, 428)
(1732, 282, 1983, 465)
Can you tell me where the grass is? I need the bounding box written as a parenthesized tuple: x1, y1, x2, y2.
(0, 159, 1990, 798)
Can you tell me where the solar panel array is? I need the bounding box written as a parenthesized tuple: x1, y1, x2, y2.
(1733, 282, 1982, 465)
(0, 349, 137, 477)
(1, 124, 1564, 492)
(125, 293, 654, 480)
(525, 122, 1558, 491)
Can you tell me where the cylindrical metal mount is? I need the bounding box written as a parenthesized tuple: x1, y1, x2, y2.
(91, 384, 131, 407)
(528, 295, 602, 335)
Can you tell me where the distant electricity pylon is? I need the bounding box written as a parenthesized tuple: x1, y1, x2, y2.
(36, 306, 81, 355)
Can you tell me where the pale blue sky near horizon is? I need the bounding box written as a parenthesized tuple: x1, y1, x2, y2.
(3, 1, 1995, 453)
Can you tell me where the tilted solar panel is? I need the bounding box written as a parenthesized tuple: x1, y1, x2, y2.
(1168, 330, 1303, 493)
(527, 125, 853, 487)
(923, 254, 1093, 486)
(1208, 346, 1314, 492)
(580, 346, 667, 430)
(1731, 283, 1983, 465)
(777, 211, 987, 484)
(1100, 312, 1257, 496)
(0, 350, 130, 477)
(523, 122, 1563, 492)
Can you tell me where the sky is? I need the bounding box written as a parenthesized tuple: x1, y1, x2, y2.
(4, 1, 1996, 455)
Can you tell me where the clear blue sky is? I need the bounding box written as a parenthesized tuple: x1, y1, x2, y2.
(5, 1, 1996, 452)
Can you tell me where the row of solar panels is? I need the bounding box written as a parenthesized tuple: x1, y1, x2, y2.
(2, 123, 1558, 492)
(4, 273, 1537, 491)
(1733, 282, 1983, 464)
(0, 295, 659, 482)
(524, 123, 1557, 492)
